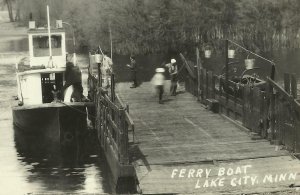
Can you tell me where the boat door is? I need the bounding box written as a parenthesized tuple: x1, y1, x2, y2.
(41, 72, 64, 103)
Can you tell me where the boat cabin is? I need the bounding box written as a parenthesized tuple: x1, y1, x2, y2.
(17, 21, 72, 106)
(28, 25, 66, 68)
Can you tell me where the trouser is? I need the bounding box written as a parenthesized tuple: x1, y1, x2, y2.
(131, 71, 137, 87)
(170, 75, 177, 95)
(156, 85, 164, 101)
(170, 81, 177, 95)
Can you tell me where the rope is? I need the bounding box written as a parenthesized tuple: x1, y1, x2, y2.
(227, 39, 276, 65)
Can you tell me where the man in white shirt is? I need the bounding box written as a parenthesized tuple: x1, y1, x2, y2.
(151, 68, 165, 104)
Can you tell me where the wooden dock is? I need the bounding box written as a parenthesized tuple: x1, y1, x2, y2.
(116, 81, 300, 194)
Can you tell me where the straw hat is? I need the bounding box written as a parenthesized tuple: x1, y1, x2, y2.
(156, 68, 165, 73)
(171, 59, 176, 63)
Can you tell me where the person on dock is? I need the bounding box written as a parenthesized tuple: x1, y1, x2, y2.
(101, 53, 113, 89)
(126, 55, 138, 88)
(151, 68, 165, 104)
(165, 59, 178, 96)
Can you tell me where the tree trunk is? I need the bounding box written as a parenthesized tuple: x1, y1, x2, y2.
(5, 0, 14, 22)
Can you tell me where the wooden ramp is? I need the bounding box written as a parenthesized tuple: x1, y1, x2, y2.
(116, 81, 300, 194)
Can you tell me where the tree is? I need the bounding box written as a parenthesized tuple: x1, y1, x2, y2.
(3, 0, 14, 22)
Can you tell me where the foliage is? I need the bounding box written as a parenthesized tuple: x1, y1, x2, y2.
(15, 0, 300, 55)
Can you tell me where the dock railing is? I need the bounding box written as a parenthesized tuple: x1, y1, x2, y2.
(87, 53, 134, 165)
(185, 65, 300, 153)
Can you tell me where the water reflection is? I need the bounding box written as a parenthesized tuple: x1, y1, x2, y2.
(13, 125, 114, 194)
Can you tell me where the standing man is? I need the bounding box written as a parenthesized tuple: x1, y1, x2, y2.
(126, 56, 138, 88)
(165, 59, 178, 96)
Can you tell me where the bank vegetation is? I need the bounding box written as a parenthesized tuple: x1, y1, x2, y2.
(12, 0, 300, 55)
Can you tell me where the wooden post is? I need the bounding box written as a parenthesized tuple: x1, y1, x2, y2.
(242, 85, 245, 125)
(291, 73, 297, 99)
(205, 69, 209, 100)
(194, 66, 198, 96)
(284, 73, 290, 94)
(111, 73, 115, 102)
(225, 40, 229, 114)
(225, 40, 229, 88)
(97, 62, 102, 87)
(270, 64, 276, 80)
(260, 91, 267, 138)
(269, 92, 275, 141)
(219, 76, 223, 114)
(88, 52, 91, 75)
(200, 68, 204, 102)
(212, 73, 215, 99)
(119, 108, 129, 164)
(196, 48, 202, 101)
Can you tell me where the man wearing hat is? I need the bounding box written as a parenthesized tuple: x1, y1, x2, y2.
(126, 56, 138, 88)
(165, 59, 178, 96)
(151, 68, 165, 104)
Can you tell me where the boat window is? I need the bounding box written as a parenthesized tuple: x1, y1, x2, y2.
(33, 35, 62, 57)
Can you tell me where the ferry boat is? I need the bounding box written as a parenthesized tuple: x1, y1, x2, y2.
(12, 7, 91, 148)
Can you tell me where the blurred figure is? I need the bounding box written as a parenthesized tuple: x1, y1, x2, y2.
(151, 68, 165, 104)
(63, 61, 85, 102)
(126, 56, 138, 88)
(101, 54, 113, 89)
(165, 59, 178, 96)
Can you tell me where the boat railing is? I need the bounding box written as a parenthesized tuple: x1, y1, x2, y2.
(87, 54, 134, 165)
(185, 65, 300, 153)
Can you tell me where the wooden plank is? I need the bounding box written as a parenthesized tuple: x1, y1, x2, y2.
(115, 81, 300, 194)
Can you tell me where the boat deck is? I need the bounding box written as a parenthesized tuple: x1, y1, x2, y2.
(116, 81, 300, 194)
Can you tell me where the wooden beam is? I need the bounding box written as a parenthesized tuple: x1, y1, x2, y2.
(179, 53, 196, 79)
